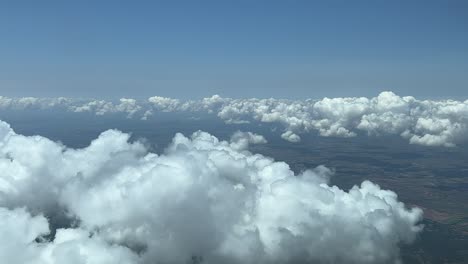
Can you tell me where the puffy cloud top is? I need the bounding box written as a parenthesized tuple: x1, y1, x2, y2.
(0, 119, 422, 264)
(2, 92, 466, 146)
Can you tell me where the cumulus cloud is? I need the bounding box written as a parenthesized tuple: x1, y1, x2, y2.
(280, 131, 301, 143)
(0, 119, 422, 264)
(229, 131, 267, 150)
(71, 98, 142, 117)
(212, 92, 468, 147)
(2, 91, 466, 146)
(0, 207, 139, 264)
(0, 96, 72, 110)
(148, 96, 181, 112)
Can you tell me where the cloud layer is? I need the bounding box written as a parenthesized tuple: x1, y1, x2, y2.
(2, 92, 467, 147)
(0, 119, 422, 264)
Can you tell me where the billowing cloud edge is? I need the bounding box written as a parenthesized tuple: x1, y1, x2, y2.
(0, 119, 422, 264)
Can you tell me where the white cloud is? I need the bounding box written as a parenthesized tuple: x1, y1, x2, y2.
(2, 92, 467, 146)
(0, 119, 422, 264)
(0, 207, 140, 264)
(71, 98, 141, 117)
(281, 131, 301, 143)
(208, 92, 468, 147)
(229, 131, 267, 150)
(0, 96, 72, 110)
(115, 98, 142, 118)
(148, 96, 181, 112)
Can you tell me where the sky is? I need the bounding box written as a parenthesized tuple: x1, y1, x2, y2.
(0, 0, 467, 100)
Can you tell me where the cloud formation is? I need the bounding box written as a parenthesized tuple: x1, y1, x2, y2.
(0, 207, 139, 264)
(0, 119, 422, 264)
(2, 92, 466, 146)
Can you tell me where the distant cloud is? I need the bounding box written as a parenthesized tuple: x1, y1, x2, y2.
(280, 131, 301, 143)
(0, 120, 422, 264)
(229, 131, 267, 150)
(148, 96, 181, 112)
(1, 91, 467, 146)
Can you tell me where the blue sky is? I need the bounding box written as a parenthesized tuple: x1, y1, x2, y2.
(0, 0, 467, 99)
